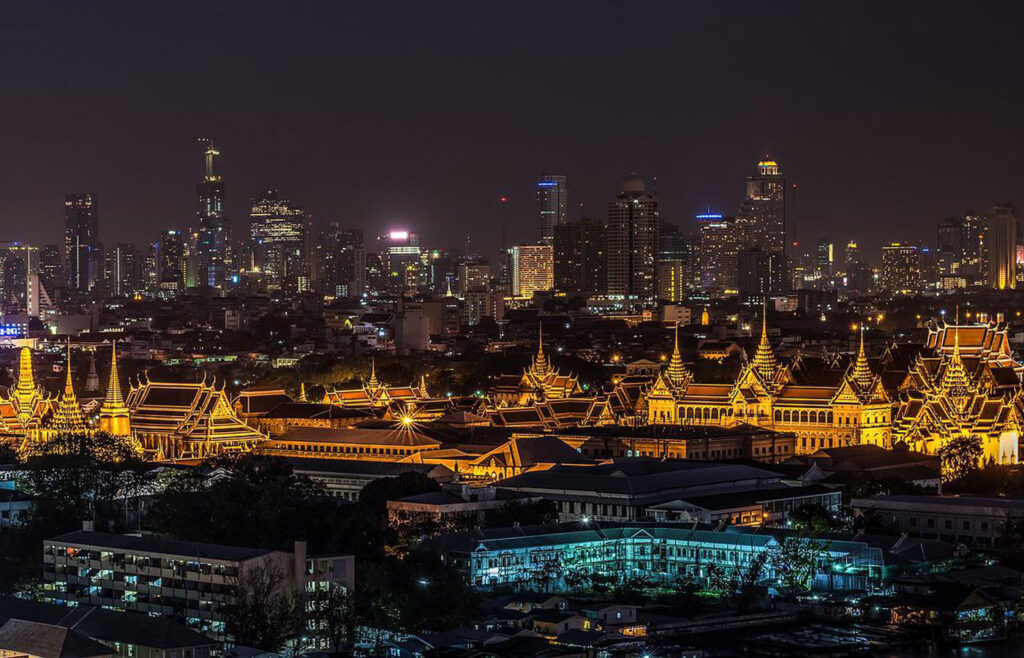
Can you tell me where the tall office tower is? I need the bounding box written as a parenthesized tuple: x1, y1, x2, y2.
(196, 139, 231, 289)
(142, 242, 159, 293)
(39, 244, 63, 294)
(739, 158, 787, 292)
(986, 203, 1017, 290)
(458, 262, 491, 295)
(102, 243, 140, 297)
(376, 230, 421, 295)
(553, 217, 607, 294)
(249, 190, 310, 293)
(961, 212, 987, 284)
(697, 213, 743, 295)
(737, 247, 771, 306)
(881, 243, 921, 294)
(510, 244, 554, 298)
(606, 174, 658, 300)
(64, 193, 100, 292)
(536, 174, 568, 245)
(815, 240, 834, 280)
(317, 225, 365, 298)
(656, 260, 688, 303)
(846, 262, 875, 296)
(158, 230, 186, 292)
(843, 240, 859, 270)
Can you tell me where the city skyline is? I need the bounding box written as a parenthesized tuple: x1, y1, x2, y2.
(2, 2, 1023, 259)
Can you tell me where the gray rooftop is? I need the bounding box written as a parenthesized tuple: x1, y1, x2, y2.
(48, 530, 274, 562)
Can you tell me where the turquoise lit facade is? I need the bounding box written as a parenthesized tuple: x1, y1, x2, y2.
(431, 524, 885, 592)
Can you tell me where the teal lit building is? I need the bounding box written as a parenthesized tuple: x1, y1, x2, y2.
(427, 523, 885, 592)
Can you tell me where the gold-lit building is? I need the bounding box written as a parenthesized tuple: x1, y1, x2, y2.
(644, 318, 892, 454)
(489, 328, 581, 406)
(321, 359, 425, 409)
(891, 321, 1022, 464)
(0, 347, 53, 437)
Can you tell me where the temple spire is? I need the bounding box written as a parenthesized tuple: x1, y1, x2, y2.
(419, 373, 429, 398)
(98, 341, 131, 436)
(297, 381, 307, 403)
(851, 326, 874, 388)
(367, 357, 380, 390)
(666, 322, 690, 388)
(751, 301, 778, 382)
(52, 339, 87, 434)
(533, 322, 549, 377)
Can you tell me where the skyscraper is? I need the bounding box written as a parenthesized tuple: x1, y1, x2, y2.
(536, 175, 568, 245)
(881, 243, 921, 294)
(510, 244, 554, 298)
(102, 243, 140, 297)
(606, 174, 658, 300)
(317, 224, 366, 298)
(196, 139, 231, 289)
(39, 244, 63, 294)
(64, 193, 100, 292)
(697, 213, 743, 295)
(739, 158, 787, 292)
(249, 191, 311, 293)
(553, 217, 607, 294)
(986, 203, 1017, 290)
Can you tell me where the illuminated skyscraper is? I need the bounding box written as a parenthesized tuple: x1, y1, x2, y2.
(881, 243, 921, 295)
(196, 139, 231, 289)
(606, 174, 658, 301)
(64, 193, 100, 292)
(536, 174, 568, 245)
(39, 244, 63, 293)
(510, 244, 554, 298)
(159, 230, 186, 292)
(986, 203, 1017, 290)
(697, 213, 743, 295)
(102, 243, 140, 297)
(739, 158, 787, 292)
(249, 191, 311, 292)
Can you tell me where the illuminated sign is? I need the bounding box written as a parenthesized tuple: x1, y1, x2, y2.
(388, 230, 409, 240)
(695, 213, 723, 220)
(0, 324, 25, 338)
(536, 181, 559, 187)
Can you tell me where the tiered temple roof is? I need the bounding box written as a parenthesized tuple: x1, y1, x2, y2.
(490, 326, 582, 406)
(0, 347, 52, 434)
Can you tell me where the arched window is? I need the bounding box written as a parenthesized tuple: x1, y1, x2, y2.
(800, 410, 808, 424)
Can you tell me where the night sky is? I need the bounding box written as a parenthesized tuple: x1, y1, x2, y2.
(2, 2, 1023, 263)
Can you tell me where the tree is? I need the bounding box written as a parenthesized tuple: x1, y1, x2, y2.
(358, 471, 441, 517)
(226, 560, 299, 650)
(770, 537, 827, 592)
(487, 499, 558, 527)
(788, 504, 836, 537)
(938, 435, 983, 482)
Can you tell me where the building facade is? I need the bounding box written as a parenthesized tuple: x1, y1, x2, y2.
(606, 174, 658, 301)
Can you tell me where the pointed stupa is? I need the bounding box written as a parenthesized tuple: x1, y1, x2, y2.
(51, 340, 87, 434)
(533, 322, 549, 378)
(851, 327, 874, 388)
(419, 373, 429, 398)
(84, 351, 100, 393)
(942, 307, 972, 401)
(445, 279, 455, 298)
(12, 347, 44, 425)
(751, 301, 778, 382)
(98, 341, 131, 436)
(297, 381, 308, 403)
(666, 322, 691, 388)
(367, 357, 380, 390)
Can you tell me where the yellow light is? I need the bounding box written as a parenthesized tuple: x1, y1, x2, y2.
(851, 323, 858, 331)
(401, 416, 413, 426)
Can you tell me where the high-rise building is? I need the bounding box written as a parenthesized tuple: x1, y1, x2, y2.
(102, 243, 140, 297)
(317, 225, 366, 298)
(196, 139, 231, 289)
(249, 190, 311, 292)
(843, 240, 860, 270)
(606, 174, 658, 301)
(458, 262, 490, 295)
(64, 193, 100, 292)
(159, 230, 186, 292)
(986, 203, 1017, 290)
(697, 213, 743, 295)
(510, 244, 553, 298)
(536, 175, 568, 245)
(737, 246, 770, 306)
(39, 244, 63, 294)
(376, 230, 421, 296)
(961, 212, 987, 285)
(881, 243, 921, 295)
(816, 239, 834, 280)
(553, 217, 607, 294)
(739, 158, 787, 292)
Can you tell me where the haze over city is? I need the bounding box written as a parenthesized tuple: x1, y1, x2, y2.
(3, 2, 1024, 260)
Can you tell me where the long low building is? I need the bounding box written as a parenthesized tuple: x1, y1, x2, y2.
(43, 530, 354, 643)
(424, 523, 883, 592)
(497, 458, 826, 524)
(851, 495, 1024, 547)
(259, 426, 442, 460)
(280, 456, 454, 500)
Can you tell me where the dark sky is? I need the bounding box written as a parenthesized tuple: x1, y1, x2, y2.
(2, 2, 1023, 263)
